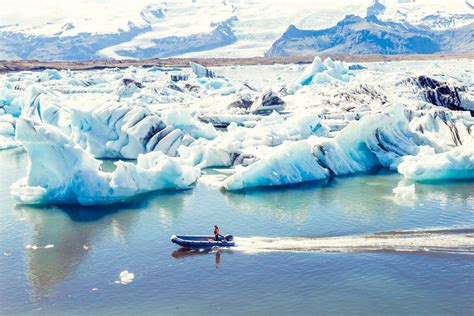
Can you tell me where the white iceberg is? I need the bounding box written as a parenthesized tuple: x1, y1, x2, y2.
(314, 106, 422, 175)
(70, 103, 194, 159)
(398, 145, 474, 181)
(179, 111, 327, 169)
(190, 62, 215, 78)
(224, 106, 424, 190)
(223, 141, 329, 190)
(295, 56, 352, 87)
(161, 109, 217, 140)
(11, 118, 199, 205)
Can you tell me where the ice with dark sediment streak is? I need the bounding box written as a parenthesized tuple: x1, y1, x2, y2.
(2, 59, 474, 201)
(70, 103, 216, 159)
(11, 118, 199, 205)
(223, 105, 423, 190)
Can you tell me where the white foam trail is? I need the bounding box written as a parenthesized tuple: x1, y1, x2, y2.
(234, 229, 474, 254)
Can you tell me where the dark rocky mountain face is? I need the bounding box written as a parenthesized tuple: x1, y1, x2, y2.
(266, 15, 473, 56)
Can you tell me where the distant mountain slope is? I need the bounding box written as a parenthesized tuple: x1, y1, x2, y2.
(0, 0, 472, 60)
(266, 15, 473, 56)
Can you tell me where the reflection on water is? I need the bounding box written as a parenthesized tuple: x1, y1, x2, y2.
(14, 204, 140, 299)
(171, 247, 227, 269)
(13, 188, 190, 299)
(224, 178, 334, 225)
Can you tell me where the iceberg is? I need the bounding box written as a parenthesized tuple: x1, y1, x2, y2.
(249, 89, 286, 114)
(180, 111, 327, 169)
(314, 106, 422, 175)
(190, 62, 216, 78)
(161, 109, 217, 140)
(0, 114, 19, 150)
(398, 145, 474, 181)
(70, 103, 194, 159)
(11, 118, 199, 205)
(295, 56, 352, 87)
(224, 106, 424, 190)
(223, 141, 329, 190)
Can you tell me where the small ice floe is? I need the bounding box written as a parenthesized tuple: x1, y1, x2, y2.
(3, 252, 11, 256)
(91, 288, 99, 292)
(25, 244, 54, 250)
(83, 245, 89, 250)
(118, 270, 135, 285)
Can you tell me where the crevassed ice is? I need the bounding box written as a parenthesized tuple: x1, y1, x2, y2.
(11, 118, 199, 205)
(1, 58, 474, 204)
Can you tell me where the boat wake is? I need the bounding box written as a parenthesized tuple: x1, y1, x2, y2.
(234, 228, 474, 254)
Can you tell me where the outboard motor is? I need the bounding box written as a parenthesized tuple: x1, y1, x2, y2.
(225, 235, 234, 242)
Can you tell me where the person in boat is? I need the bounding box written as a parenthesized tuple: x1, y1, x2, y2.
(214, 225, 220, 241)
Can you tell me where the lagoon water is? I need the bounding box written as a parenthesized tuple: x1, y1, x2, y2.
(1, 148, 473, 315)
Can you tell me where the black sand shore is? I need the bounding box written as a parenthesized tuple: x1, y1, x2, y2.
(1, 54, 473, 73)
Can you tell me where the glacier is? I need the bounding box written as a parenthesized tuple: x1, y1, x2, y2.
(1, 57, 473, 204)
(0, 0, 472, 59)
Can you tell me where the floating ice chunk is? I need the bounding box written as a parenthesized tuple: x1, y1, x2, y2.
(0, 88, 22, 116)
(190, 62, 215, 78)
(408, 109, 473, 152)
(119, 270, 135, 285)
(161, 109, 217, 140)
(0, 115, 19, 150)
(223, 141, 329, 190)
(38, 69, 62, 81)
(180, 112, 327, 170)
(348, 64, 367, 70)
(294, 56, 352, 88)
(44, 244, 54, 249)
(398, 145, 474, 181)
(116, 78, 144, 97)
(222, 106, 429, 190)
(11, 118, 199, 205)
(249, 89, 285, 114)
(197, 77, 235, 95)
(70, 103, 191, 159)
(314, 106, 422, 175)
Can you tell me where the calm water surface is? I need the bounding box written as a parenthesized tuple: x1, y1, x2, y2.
(1, 149, 473, 315)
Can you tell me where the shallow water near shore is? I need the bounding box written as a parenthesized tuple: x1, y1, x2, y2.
(1, 149, 473, 315)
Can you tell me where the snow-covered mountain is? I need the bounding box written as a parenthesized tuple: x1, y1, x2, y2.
(0, 0, 472, 60)
(266, 14, 473, 56)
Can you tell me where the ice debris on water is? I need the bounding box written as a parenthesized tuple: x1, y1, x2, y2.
(25, 244, 54, 249)
(119, 271, 135, 285)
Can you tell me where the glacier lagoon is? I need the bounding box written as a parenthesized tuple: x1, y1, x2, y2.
(1, 148, 473, 315)
(1, 58, 473, 314)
